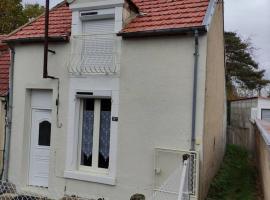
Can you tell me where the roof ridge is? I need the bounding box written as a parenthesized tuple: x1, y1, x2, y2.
(6, 1, 68, 40)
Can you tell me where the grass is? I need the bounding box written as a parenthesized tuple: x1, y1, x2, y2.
(206, 145, 257, 200)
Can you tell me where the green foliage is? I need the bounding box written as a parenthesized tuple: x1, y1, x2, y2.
(0, 0, 25, 34)
(225, 32, 270, 99)
(0, 0, 44, 34)
(206, 145, 257, 200)
(23, 4, 45, 22)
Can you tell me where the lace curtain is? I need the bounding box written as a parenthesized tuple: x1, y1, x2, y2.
(82, 110, 111, 161)
(99, 111, 111, 161)
(82, 110, 94, 158)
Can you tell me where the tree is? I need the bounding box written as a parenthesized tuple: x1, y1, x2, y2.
(225, 32, 270, 99)
(23, 4, 45, 22)
(0, 0, 25, 34)
(0, 0, 44, 34)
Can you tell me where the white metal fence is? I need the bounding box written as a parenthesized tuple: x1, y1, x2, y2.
(67, 34, 118, 75)
(150, 149, 199, 200)
(0, 182, 99, 200)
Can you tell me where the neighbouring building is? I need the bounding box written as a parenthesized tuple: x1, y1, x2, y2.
(3, 0, 226, 199)
(0, 35, 10, 178)
(228, 97, 270, 151)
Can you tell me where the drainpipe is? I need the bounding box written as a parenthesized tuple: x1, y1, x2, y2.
(2, 47, 15, 181)
(43, 0, 62, 128)
(43, 0, 49, 79)
(190, 30, 199, 151)
(0, 97, 7, 179)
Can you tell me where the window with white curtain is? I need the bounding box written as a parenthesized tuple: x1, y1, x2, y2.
(79, 98, 112, 172)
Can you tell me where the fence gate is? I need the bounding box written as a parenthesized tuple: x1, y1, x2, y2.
(149, 148, 199, 200)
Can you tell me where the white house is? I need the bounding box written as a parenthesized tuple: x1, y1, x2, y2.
(3, 0, 226, 199)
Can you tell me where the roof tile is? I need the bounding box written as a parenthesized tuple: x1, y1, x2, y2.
(122, 0, 209, 33)
(5, 2, 71, 42)
(5, 0, 210, 40)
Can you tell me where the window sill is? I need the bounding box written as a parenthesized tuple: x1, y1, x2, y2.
(64, 170, 116, 186)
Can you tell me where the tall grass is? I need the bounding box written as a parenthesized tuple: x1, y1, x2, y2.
(206, 145, 257, 200)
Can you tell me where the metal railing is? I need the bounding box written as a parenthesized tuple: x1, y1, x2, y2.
(67, 34, 119, 75)
(0, 181, 100, 200)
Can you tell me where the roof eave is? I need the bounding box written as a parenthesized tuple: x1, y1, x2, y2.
(4, 36, 70, 44)
(117, 26, 207, 38)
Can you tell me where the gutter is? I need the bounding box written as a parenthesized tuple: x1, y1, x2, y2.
(2, 47, 15, 181)
(4, 36, 69, 45)
(190, 30, 199, 151)
(117, 26, 207, 38)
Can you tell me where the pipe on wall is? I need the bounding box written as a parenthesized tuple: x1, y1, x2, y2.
(43, 0, 62, 128)
(190, 30, 199, 151)
(0, 97, 8, 179)
(43, 0, 49, 79)
(2, 47, 15, 181)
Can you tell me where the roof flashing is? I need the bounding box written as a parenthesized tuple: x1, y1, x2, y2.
(202, 0, 219, 30)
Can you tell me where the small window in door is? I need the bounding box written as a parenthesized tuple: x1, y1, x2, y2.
(38, 121, 51, 146)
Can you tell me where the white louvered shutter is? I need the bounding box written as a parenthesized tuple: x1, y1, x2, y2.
(81, 19, 115, 73)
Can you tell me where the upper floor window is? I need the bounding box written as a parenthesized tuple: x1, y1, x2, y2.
(69, 9, 117, 75)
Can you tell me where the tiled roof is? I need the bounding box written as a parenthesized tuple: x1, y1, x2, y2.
(121, 0, 209, 33)
(5, 2, 71, 42)
(5, 0, 210, 41)
(0, 35, 10, 96)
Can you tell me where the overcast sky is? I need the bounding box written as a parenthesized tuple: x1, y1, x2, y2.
(22, 0, 270, 76)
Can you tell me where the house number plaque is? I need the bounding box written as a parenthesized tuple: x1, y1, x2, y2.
(112, 117, 118, 121)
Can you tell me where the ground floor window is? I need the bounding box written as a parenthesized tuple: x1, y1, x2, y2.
(79, 98, 111, 171)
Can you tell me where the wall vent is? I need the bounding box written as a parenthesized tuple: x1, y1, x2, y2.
(80, 8, 115, 20)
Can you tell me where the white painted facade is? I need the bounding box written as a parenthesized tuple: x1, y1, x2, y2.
(7, 0, 225, 199)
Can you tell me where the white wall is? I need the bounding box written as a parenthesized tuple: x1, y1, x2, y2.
(8, 35, 208, 200)
(8, 43, 70, 194)
(257, 98, 270, 119)
(118, 35, 207, 198)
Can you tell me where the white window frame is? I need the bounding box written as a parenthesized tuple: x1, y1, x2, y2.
(78, 98, 111, 174)
(65, 89, 118, 185)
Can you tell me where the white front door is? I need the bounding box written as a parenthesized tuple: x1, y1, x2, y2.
(29, 108, 52, 187)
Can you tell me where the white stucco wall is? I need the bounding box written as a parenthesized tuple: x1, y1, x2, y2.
(118, 35, 207, 198)
(8, 32, 208, 200)
(8, 43, 70, 193)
